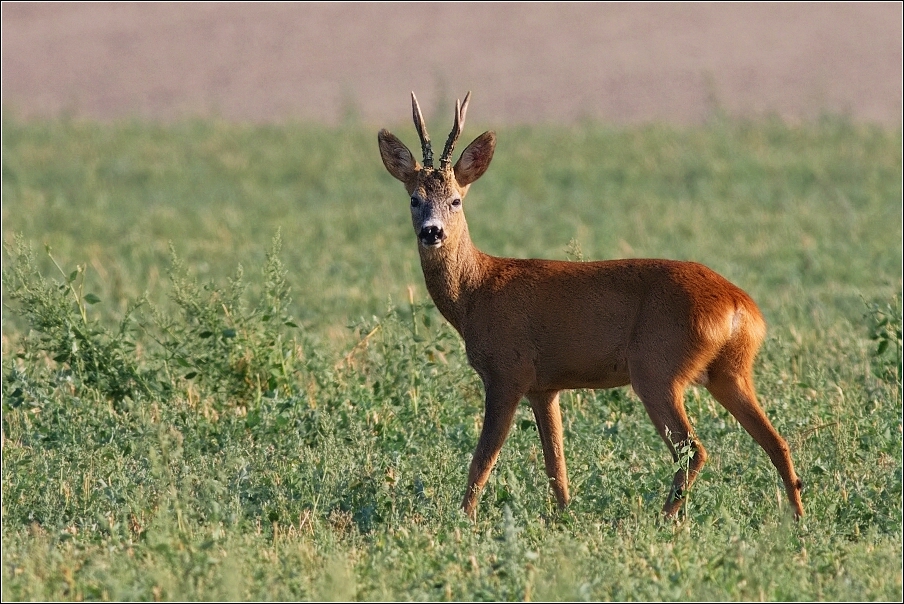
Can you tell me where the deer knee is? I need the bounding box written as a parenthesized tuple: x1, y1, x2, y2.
(670, 436, 707, 467)
(692, 441, 708, 467)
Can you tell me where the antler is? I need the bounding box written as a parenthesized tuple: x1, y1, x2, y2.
(440, 91, 471, 170)
(411, 92, 433, 168)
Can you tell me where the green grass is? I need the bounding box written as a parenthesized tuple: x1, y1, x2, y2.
(2, 113, 901, 600)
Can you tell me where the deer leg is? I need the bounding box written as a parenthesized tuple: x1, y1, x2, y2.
(527, 390, 570, 510)
(461, 381, 523, 520)
(706, 371, 804, 518)
(632, 375, 707, 518)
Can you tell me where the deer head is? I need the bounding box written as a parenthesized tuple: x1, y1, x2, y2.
(378, 92, 496, 250)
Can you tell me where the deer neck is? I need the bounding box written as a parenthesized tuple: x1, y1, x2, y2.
(418, 219, 487, 332)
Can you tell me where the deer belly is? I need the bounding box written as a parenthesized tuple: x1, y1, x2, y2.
(536, 352, 631, 390)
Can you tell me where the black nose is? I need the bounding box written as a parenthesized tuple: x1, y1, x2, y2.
(419, 225, 444, 245)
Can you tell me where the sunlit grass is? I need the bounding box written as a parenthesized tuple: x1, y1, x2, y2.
(2, 114, 901, 600)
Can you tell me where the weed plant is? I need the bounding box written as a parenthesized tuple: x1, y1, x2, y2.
(1, 113, 901, 600)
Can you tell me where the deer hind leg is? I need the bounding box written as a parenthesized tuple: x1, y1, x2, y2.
(705, 365, 804, 519)
(631, 373, 708, 518)
(526, 390, 570, 510)
(461, 380, 524, 520)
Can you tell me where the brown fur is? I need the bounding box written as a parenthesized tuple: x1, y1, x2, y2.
(378, 93, 804, 521)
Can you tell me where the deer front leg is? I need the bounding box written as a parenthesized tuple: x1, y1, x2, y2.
(461, 381, 523, 520)
(527, 390, 570, 510)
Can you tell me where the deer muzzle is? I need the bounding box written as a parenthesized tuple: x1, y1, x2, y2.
(418, 224, 445, 247)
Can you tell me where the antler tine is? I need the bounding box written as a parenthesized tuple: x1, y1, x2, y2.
(411, 92, 433, 168)
(440, 91, 471, 170)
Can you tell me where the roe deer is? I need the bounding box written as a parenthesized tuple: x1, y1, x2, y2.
(377, 91, 804, 520)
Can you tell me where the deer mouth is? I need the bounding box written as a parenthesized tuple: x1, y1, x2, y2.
(419, 237, 444, 248)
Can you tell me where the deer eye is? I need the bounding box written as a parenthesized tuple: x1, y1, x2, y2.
(451, 198, 461, 207)
(410, 196, 420, 208)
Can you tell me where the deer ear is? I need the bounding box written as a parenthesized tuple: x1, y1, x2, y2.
(454, 131, 496, 186)
(378, 129, 419, 182)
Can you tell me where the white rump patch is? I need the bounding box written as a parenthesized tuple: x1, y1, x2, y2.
(730, 308, 742, 338)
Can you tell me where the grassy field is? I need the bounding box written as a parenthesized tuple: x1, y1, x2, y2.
(1, 113, 901, 600)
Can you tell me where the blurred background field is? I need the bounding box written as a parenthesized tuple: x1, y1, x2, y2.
(1, 115, 901, 347)
(2, 4, 901, 125)
(1, 4, 902, 601)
